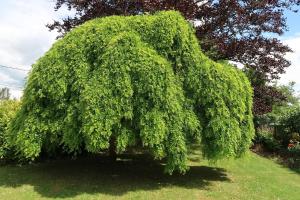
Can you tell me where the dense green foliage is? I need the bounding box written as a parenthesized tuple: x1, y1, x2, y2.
(277, 107, 300, 145)
(255, 128, 282, 152)
(255, 82, 300, 128)
(10, 11, 254, 173)
(0, 100, 20, 159)
(255, 82, 300, 151)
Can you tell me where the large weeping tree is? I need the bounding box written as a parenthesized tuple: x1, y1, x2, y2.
(11, 11, 254, 173)
(47, 0, 300, 115)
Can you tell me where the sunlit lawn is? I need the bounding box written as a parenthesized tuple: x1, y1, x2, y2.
(0, 149, 299, 200)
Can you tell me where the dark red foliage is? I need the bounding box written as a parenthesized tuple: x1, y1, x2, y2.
(253, 85, 286, 115)
(47, 0, 300, 115)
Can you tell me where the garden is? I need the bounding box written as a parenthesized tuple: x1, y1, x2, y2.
(0, 1, 300, 200)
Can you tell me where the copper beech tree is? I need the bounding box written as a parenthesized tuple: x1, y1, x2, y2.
(47, 0, 300, 115)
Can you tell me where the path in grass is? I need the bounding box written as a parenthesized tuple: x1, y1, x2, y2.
(0, 151, 299, 200)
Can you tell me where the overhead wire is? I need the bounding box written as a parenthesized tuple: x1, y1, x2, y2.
(0, 64, 30, 72)
(0, 64, 27, 90)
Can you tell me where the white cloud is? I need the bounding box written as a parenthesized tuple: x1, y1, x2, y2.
(280, 34, 300, 94)
(9, 90, 23, 100)
(0, 0, 69, 99)
(0, 72, 16, 85)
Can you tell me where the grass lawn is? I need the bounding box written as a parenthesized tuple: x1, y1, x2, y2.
(0, 149, 299, 200)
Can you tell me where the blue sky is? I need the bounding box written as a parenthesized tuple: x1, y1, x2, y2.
(278, 9, 300, 93)
(0, 0, 300, 98)
(285, 9, 300, 36)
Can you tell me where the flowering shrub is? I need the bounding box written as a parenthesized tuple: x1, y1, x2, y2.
(288, 141, 300, 154)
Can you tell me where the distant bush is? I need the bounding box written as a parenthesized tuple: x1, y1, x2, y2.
(254, 81, 300, 153)
(253, 83, 299, 169)
(0, 100, 20, 160)
(276, 107, 300, 145)
(288, 142, 300, 154)
(255, 127, 282, 152)
(255, 107, 300, 152)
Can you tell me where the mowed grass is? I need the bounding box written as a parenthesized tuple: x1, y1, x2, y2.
(0, 149, 299, 200)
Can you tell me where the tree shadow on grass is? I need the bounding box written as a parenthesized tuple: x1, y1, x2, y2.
(0, 154, 230, 198)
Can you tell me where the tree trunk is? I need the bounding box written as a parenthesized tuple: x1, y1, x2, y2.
(109, 136, 117, 162)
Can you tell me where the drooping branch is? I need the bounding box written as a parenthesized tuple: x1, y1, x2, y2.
(47, 0, 300, 115)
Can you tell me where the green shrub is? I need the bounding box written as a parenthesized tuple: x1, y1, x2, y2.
(0, 100, 20, 159)
(10, 11, 254, 173)
(275, 107, 300, 145)
(255, 128, 282, 152)
(288, 142, 300, 154)
(287, 141, 300, 167)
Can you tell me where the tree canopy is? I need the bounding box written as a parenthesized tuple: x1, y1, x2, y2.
(11, 11, 254, 173)
(48, 0, 300, 115)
